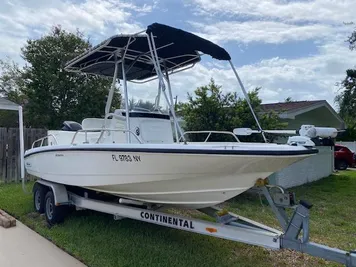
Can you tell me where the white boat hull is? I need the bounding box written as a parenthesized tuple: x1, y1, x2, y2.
(24, 143, 317, 208)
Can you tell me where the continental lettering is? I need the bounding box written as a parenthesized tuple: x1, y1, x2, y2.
(140, 211, 194, 229)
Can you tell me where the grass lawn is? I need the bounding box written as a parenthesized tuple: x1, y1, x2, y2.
(1, 171, 356, 267)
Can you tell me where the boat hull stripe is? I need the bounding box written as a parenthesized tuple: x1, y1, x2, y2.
(24, 147, 319, 158)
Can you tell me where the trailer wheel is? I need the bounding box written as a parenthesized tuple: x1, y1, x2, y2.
(44, 191, 67, 226)
(33, 183, 47, 214)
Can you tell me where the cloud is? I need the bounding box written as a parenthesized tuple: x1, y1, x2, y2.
(190, 20, 339, 45)
(127, 36, 355, 109)
(0, 0, 355, 111)
(189, 0, 354, 24)
(174, 0, 356, 109)
(0, 0, 155, 56)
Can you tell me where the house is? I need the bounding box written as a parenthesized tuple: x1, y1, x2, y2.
(260, 100, 345, 130)
(176, 100, 345, 132)
(260, 100, 342, 188)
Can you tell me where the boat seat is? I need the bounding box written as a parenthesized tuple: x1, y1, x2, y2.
(61, 121, 82, 131)
(82, 118, 111, 130)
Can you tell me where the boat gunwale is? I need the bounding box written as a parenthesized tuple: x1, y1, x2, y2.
(24, 146, 319, 158)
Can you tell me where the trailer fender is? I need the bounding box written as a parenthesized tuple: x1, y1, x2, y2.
(35, 180, 69, 206)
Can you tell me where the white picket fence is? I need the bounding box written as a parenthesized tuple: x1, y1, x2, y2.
(336, 141, 356, 152)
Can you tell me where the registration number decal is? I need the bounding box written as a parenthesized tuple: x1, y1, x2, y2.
(112, 154, 141, 162)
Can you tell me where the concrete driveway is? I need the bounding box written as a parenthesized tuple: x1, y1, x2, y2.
(0, 220, 86, 267)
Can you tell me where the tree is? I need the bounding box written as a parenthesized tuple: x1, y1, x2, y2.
(335, 27, 356, 140)
(177, 79, 286, 142)
(336, 69, 356, 118)
(0, 26, 121, 129)
(0, 59, 27, 127)
(347, 24, 356, 51)
(284, 97, 293, 102)
(335, 69, 356, 140)
(126, 97, 157, 111)
(135, 99, 158, 111)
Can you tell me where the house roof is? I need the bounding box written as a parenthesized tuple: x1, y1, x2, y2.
(260, 100, 325, 113)
(260, 100, 345, 128)
(0, 97, 20, 111)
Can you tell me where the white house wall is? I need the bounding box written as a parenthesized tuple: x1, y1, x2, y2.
(268, 146, 334, 188)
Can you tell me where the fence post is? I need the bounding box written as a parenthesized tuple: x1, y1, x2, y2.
(0, 128, 8, 182)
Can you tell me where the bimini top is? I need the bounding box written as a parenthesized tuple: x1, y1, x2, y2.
(64, 23, 231, 82)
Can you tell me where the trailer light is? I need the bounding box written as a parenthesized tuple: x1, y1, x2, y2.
(206, 227, 217, 233)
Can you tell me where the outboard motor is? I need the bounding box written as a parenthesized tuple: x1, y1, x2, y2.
(61, 121, 82, 131)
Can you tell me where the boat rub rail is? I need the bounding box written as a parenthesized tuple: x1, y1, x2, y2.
(24, 147, 319, 158)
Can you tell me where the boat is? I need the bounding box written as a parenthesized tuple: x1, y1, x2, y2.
(24, 23, 318, 209)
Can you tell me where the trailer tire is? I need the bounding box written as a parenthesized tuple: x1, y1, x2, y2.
(33, 183, 47, 214)
(44, 191, 67, 226)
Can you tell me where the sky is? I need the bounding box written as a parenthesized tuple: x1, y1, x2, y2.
(0, 0, 355, 109)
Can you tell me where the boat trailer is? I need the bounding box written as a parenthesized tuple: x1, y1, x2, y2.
(33, 179, 356, 266)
